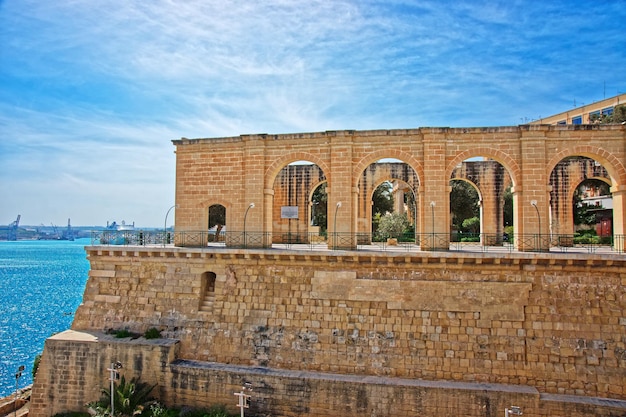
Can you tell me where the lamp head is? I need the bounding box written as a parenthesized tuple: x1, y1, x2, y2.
(336, 202, 342, 208)
(430, 201, 436, 207)
(249, 203, 255, 209)
(530, 200, 537, 207)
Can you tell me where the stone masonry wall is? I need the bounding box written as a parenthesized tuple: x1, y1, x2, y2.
(67, 247, 626, 402)
(29, 330, 179, 416)
(30, 332, 626, 417)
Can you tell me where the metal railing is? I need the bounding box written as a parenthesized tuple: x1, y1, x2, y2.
(91, 230, 626, 254)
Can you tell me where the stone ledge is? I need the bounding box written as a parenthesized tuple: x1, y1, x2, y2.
(171, 359, 539, 395)
(541, 393, 626, 410)
(86, 245, 626, 269)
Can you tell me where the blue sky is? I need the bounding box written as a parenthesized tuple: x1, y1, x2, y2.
(1, 0, 625, 227)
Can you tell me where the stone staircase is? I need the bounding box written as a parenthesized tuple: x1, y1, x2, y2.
(199, 294, 215, 312)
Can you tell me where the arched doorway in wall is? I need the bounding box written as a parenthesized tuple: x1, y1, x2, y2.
(208, 204, 226, 242)
(356, 159, 420, 245)
(573, 179, 612, 241)
(272, 161, 327, 244)
(199, 271, 217, 312)
(371, 180, 416, 243)
(449, 179, 481, 242)
(449, 158, 512, 246)
(549, 156, 612, 240)
(309, 181, 328, 241)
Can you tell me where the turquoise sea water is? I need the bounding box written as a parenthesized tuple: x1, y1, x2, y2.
(0, 239, 90, 397)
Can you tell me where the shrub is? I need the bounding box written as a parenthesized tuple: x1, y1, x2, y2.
(33, 353, 42, 379)
(91, 375, 156, 416)
(375, 213, 410, 241)
(144, 327, 162, 339)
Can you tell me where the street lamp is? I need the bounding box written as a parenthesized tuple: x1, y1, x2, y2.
(14, 365, 24, 417)
(430, 201, 436, 248)
(164, 204, 178, 245)
(333, 202, 342, 249)
(530, 200, 541, 248)
(234, 383, 253, 417)
(505, 406, 523, 416)
(107, 361, 123, 417)
(243, 203, 255, 248)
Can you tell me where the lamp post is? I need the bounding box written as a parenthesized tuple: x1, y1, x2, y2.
(107, 361, 123, 417)
(164, 204, 178, 246)
(530, 200, 541, 249)
(430, 201, 436, 248)
(333, 202, 342, 249)
(243, 203, 255, 248)
(234, 383, 252, 417)
(14, 365, 24, 417)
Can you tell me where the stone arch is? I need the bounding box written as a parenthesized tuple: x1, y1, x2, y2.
(447, 149, 516, 246)
(352, 150, 424, 188)
(265, 152, 331, 190)
(197, 200, 232, 238)
(546, 146, 626, 185)
(354, 157, 421, 239)
(446, 148, 520, 186)
(308, 179, 328, 233)
(198, 271, 217, 312)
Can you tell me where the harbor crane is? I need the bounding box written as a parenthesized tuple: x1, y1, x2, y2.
(7, 214, 20, 241)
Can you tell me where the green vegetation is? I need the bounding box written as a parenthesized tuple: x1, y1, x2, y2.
(590, 104, 626, 124)
(375, 212, 411, 241)
(450, 180, 480, 234)
(33, 353, 42, 378)
(106, 328, 141, 339)
(144, 327, 162, 339)
(89, 375, 156, 416)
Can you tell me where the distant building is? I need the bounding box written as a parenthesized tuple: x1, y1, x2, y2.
(530, 93, 626, 125)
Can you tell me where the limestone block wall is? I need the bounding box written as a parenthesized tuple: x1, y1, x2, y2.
(29, 330, 179, 417)
(30, 332, 626, 417)
(68, 246, 626, 403)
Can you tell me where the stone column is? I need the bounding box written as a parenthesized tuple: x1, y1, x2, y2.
(421, 128, 449, 250)
(329, 132, 355, 249)
(610, 185, 626, 251)
(519, 128, 550, 251)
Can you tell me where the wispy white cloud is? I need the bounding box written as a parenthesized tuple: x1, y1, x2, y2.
(1, 0, 625, 225)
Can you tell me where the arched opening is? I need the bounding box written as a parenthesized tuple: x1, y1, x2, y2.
(199, 271, 217, 312)
(549, 156, 612, 240)
(208, 204, 226, 242)
(356, 159, 420, 245)
(371, 180, 416, 243)
(449, 157, 512, 246)
(272, 161, 327, 244)
(573, 178, 612, 243)
(449, 179, 481, 242)
(309, 182, 328, 241)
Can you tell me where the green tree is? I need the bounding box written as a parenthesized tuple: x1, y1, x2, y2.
(450, 180, 480, 232)
(311, 182, 328, 232)
(371, 182, 394, 235)
(372, 182, 394, 217)
(573, 179, 610, 226)
(591, 104, 626, 124)
(375, 212, 410, 240)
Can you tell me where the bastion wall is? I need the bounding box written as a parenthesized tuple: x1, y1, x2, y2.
(29, 246, 626, 416)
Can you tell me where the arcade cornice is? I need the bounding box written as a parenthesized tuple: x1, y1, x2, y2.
(172, 124, 625, 146)
(86, 245, 626, 271)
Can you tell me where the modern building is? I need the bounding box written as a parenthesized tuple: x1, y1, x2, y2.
(530, 93, 626, 125)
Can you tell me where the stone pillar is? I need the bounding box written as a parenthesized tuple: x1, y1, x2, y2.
(519, 129, 550, 251)
(329, 132, 355, 249)
(421, 129, 449, 250)
(242, 137, 265, 248)
(610, 185, 626, 251)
